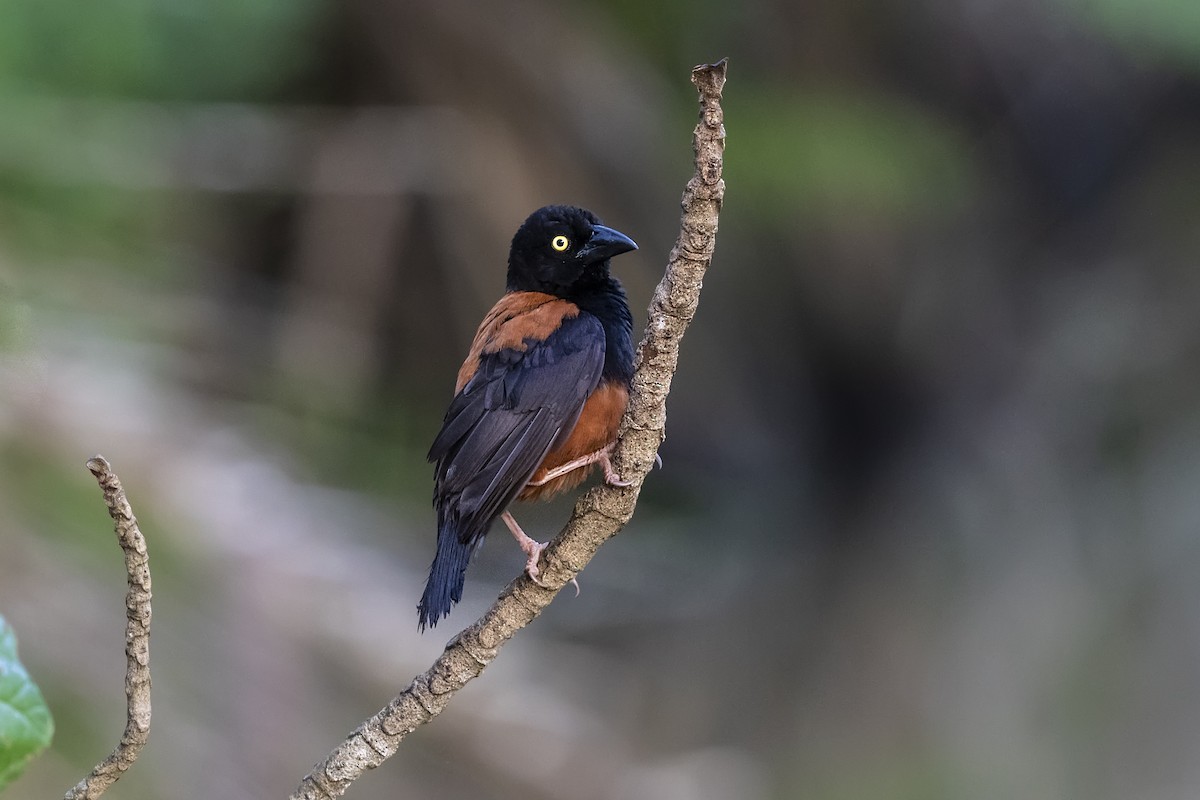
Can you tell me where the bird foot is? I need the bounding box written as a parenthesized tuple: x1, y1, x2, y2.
(502, 511, 549, 586)
(523, 540, 549, 587)
(501, 511, 582, 593)
(600, 448, 632, 487)
(528, 549, 583, 594)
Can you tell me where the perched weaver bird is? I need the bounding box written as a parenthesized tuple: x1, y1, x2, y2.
(418, 205, 639, 630)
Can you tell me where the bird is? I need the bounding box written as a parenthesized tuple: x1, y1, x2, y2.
(417, 205, 639, 630)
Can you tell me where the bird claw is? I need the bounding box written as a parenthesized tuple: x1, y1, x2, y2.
(526, 548, 582, 596)
(503, 511, 552, 587)
(603, 449, 662, 485)
(523, 540, 549, 587)
(601, 448, 633, 487)
(603, 468, 633, 488)
(508, 516, 581, 594)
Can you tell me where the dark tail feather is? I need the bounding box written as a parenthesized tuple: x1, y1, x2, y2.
(417, 516, 477, 631)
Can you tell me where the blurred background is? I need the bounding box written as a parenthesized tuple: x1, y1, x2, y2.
(3, 0, 1200, 798)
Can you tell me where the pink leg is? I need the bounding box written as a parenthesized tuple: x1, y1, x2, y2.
(500, 511, 580, 595)
(501, 511, 548, 586)
(527, 444, 631, 488)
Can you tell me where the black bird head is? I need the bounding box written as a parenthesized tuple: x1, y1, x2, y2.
(506, 205, 638, 296)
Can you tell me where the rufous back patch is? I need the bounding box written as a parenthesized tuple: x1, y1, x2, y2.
(455, 292, 580, 392)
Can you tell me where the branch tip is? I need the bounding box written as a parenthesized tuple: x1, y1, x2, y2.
(64, 458, 152, 800)
(691, 57, 728, 94)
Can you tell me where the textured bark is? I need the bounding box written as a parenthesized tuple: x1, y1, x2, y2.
(64, 457, 153, 800)
(289, 58, 727, 800)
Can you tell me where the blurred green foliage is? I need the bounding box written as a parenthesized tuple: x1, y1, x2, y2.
(726, 87, 973, 223)
(0, 0, 324, 260)
(599, 0, 740, 75)
(0, 443, 193, 592)
(0, 293, 30, 352)
(0, 176, 156, 263)
(0, 443, 123, 561)
(1078, 0, 1200, 69)
(0, 0, 323, 100)
(792, 754, 967, 800)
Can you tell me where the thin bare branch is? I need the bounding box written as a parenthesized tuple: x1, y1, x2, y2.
(64, 457, 153, 800)
(290, 58, 727, 800)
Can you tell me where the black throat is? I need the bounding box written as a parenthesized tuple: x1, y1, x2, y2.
(570, 274, 634, 386)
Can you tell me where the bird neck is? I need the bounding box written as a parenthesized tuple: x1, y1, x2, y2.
(570, 275, 634, 385)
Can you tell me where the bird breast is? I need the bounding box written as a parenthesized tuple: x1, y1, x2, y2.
(518, 380, 629, 501)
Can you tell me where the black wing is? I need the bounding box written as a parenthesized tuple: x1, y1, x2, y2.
(429, 311, 605, 544)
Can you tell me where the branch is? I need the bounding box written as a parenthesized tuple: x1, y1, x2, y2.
(64, 457, 153, 800)
(290, 58, 727, 800)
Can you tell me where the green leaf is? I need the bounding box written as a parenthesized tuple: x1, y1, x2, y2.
(0, 614, 54, 791)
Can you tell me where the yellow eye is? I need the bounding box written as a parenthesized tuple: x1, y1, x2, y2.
(551, 235, 570, 252)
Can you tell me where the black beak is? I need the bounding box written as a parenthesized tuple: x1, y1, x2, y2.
(577, 224, 638, 264)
